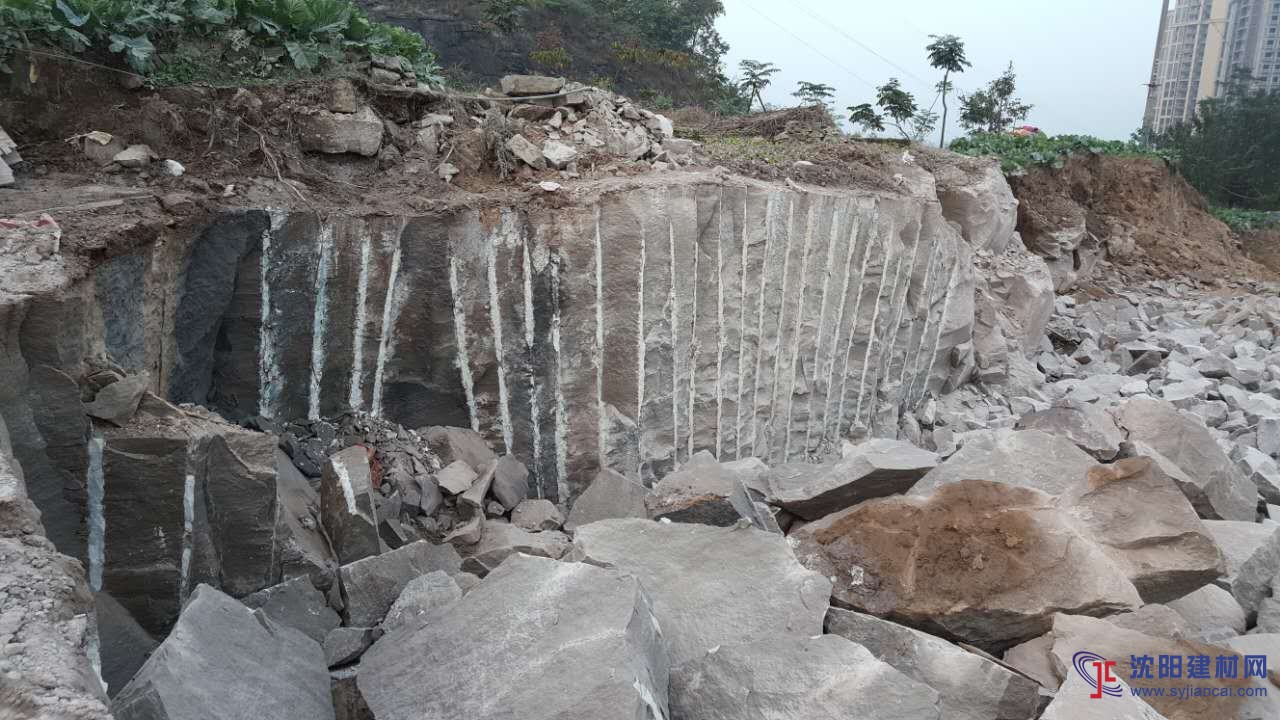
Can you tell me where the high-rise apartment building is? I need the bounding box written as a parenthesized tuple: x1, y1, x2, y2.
(1143, 0, 1279, 134)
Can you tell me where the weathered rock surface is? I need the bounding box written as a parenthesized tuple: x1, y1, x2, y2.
(671, 634, 942, 720)
(299, 107, 383, 156)
(1062, 457, 1224, 602)
(769, 439, 938, 520)
(911, 429, 1095, 498)
(337, 540, 462, 627)
(113, 584, 333, 720)
(573, 518, 831, 668)
(792, 480, 1140, 650)
(1114, 398, 1257, 520)
(825, 607, 1040, 720)
(359, 554, 668, 720)
(1166, 584, 1247, 642)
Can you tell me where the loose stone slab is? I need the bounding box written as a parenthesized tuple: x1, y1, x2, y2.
(769, 439, 939, 520)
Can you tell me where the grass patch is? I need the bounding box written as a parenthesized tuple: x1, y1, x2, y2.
(950, 132, 1171, 175)
(1211, 207, 1280, 234)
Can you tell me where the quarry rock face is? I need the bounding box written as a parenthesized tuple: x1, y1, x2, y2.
(791, 480, 1141, 650)
(358, 554, 669, 720)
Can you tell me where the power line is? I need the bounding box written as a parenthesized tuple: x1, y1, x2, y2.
(736, 0, 877, 91)
(790, 0, 934, 91)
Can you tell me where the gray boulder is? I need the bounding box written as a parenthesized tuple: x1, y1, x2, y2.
(338, 540, 462, 627)
(241, 575, 340, 643)
(435, 460, 476, 495)
(1115, 398, 1257, 520)
(320, 446, 385, 565)
(112, 585, 333, 720)
(1061, 457, 1223, 602)
(84, 373, 150, 427)
(911, 429, 1095, 498)
(94, 592, 159, 697)
(825, 608, 1039, 720)
(1166, 584, 1246, 642)
(1040, 672, 1167, 720)
(1202, 520, 1280, 617)
(510, 498, 564, 531)
(670, 634, 941, 720)
(563, 468, 650, 531)
(358, 554, 668, 720)
(323, 627, 376, 668)
(769, 439, 938, 520)
(1014, 402, 1123, 461)
(572, 518, 830, 669)
(299, 107, 383, 156)
(499, 74, 566, 96)
(645, 450, 755, 526)
(423, 426, 496, 473)
(490, 454, 529, 510)
(459, 522, 570, 577)
(380, 571, 461, 634)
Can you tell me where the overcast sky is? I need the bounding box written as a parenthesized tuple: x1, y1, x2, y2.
(717, 0, 1160, 141)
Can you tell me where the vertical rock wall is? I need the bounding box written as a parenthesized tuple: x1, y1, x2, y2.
(148, 172, 978, 502)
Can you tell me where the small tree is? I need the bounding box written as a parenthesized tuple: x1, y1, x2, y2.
(738, 59, 780, 112)
(793, 81, 836, 109)
(925, 34, 970, 147)
(959, 63, 1033, 134)
(849, 78, 937, 141)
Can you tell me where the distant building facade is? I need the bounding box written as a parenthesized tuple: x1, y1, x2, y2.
(1143, 0, 1280, 133)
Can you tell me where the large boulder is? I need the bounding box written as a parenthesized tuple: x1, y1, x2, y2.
(422, 426, 496, 473)
(1015, 402, 1123, 461)
(320, 446, 385, 565)
(1061, 457, 1224, 602)
(94, 592, 159, 697)
(1114, 398, 1257, 520)
(645, 450, 762, 526)
(358, 554, 668, 720)
(338, 540, 462, 627)
(791, 480, 1141, 651)
(1040, 672, 1167, 720)
(769, 439, 938, 520)
(911, 429, 1095, 498)
(1166, 584, 1247, 643)
(1202, 520, 1280, 616)
(241, 575, 340, 643)
(670, 634, 941, 720)
(112, 584, 333, 720)
(825, 608, 1040, 720)
(298, 106, 383, 156)
(572, 519, 830, 669)
(458, 521, 570, 577)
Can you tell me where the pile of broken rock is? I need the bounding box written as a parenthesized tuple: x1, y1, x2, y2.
(97, 272, 1280, 719)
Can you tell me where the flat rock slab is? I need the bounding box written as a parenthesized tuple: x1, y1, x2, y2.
(1015, 402, 1123, 461)
(1062, 457, 1224, 603)
(572, 518, 831, 669)
(1115, 398, 1257, 521)
(825, 607, 1040, 720)
(911, 429, 1096, 498)
(670, 634, 941, 720)
(338, 540, 462, 627)
(792, 480, 1140, 652)
(358, 554, 668, 720)
(112, 584, 333, 720)
(241, 575, 340, 643)
(769, 439, 938, 520)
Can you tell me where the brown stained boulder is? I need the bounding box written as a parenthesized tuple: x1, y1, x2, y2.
(1061, 457, 1224, 603)
(769, 439, 938, 520)
(790, 480, 1141, 651)
(1114, 398, 1257, 521)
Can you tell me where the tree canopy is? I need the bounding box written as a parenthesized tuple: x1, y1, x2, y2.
(958, 63, 1032, 134)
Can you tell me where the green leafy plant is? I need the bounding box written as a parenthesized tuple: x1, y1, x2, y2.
(848, 78, 937, 142)
(950, 132, 1170, 175)
(737, 58, 778, 112)
(958, 63, 1033, 134)
(793, 80, 835, 108)
(1210, 207, 1280, 234)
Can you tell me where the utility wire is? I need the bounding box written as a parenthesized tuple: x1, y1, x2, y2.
(736, 0, 877, 91)
(790, 0, 934, 90)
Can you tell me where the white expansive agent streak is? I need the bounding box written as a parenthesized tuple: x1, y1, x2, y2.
(901, 237, 944, 401)
(916, 251, 962, 406)
(746, 193, 778, 457)
(348, 229, 373, 412)
(448, 256, 480, 433)
(522, 238, 542, 496)
(635, 207, 647, 478)
(307, 223, 335, 421)
(781, 200, 819, 462)
(179, 472, 195, 604)
(714, 189, 726, 458)
(872, 219, 924, 430)
(686, 201, 700, 461)
(860, 229, 910, 429)
(853, 221, 898, 429)
(819, 209, 863, 444)
(370, 223, 404, 419)
(836, 212, 882, 439)
(258, 209, 287, 419)
(765, 198, 797, 460)
(86, 435, 105, 592)
(668, 214, 679, 463)
(594, 206, 607, 464)
(550, 258, 568, 501)
(733, 192, 751, 459)
(489, 216, 516, 453)
(804, 200, 847, 458)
